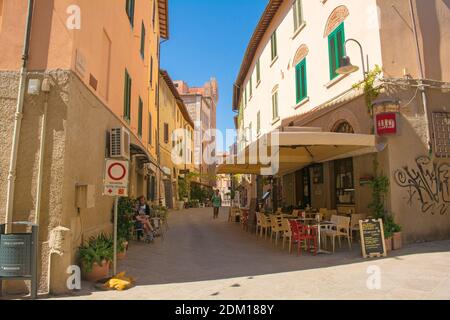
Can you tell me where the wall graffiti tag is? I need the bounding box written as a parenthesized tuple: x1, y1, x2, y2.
(394, 156, 450, 215)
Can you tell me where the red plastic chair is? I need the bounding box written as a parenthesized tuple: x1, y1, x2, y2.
(289, 220, 318, 256)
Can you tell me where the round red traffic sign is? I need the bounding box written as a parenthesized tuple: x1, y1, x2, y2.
(108, 162, 127, 181)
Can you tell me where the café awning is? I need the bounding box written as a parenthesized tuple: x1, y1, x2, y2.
(217, 128, 381, 176)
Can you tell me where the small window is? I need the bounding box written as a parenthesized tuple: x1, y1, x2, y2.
(150, 57, 154, 87)
(256, 59, 261, 83)
(152, 0, 156, 27)
(123, 69, 132, 122)
(138, 97, 143, 137)
(272, 91, 279, 120)
(164, 123, 169, 144)
(257, 111, 261, 135)
(125, 0, 135, 27)
(295, 59, 307, 103)
(249, 76, 253, 98)
(244, 87, 247, 107)
(293, 0, 304, 32)
(148, 112, 153, 145)
(328, 23, 346, 80)
(140, 22, 146, 59)
(271, 31, 278, 61)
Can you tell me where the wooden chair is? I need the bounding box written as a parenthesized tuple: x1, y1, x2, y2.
(323, 215, 352, 253)
(269, 215, 284, 247)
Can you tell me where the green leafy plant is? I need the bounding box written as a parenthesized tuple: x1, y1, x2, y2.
(353, 65, 382, 116)
(78, 233, 114, 274)
(117, 197, 136, 241)
(383, 215, 402, 239)
(368, 175, 390, 219)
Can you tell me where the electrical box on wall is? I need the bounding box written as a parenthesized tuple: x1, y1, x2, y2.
(75, 184, 96, 209)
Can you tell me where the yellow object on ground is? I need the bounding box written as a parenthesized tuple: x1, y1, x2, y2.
(104, 272, 135, 291)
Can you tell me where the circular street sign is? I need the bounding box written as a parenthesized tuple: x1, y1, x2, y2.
(108, 162, 127, 181)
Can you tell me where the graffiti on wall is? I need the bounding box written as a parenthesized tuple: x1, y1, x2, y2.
(394, 156, 450, 215)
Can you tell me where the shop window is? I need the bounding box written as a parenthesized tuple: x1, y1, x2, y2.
(335, 158, 355, 205)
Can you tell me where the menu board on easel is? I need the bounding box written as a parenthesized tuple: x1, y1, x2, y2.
(359, 219, 387, 258)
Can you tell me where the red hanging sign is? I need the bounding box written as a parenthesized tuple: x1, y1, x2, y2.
(376, 113, 398, 136)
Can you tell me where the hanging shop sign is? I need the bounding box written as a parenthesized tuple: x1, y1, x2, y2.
(375, 112, 399, 136)
(103, 159, 129, 197)
(359, 219, 387, 258)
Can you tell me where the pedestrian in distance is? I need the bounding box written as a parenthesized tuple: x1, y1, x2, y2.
(212, 190, 222, 220)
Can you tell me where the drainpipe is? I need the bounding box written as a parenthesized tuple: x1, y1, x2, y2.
(157, 39, 168, 205)
(5, 0, 35, 232)
(409, 0, 432, 154)
(35, 79, 51, 225)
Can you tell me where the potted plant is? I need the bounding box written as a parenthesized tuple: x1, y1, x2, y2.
(388, 216, 403, 250)
(78, 233, 113, 282)
(383, 215, 402, 252)
(384, 226, 393, 252)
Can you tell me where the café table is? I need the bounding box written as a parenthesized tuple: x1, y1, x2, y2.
(312, 221, 335, 254)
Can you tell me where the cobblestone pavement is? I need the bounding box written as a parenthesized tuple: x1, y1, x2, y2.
(52, 208, 450, 300)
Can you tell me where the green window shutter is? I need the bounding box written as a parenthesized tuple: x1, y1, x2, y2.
(138, 98, 143, 137)
(256, 59, 261, 83)
(296, 59, 307, 103)
(140, 22, 146, 59)
(293, 0, 303, 31)
(124, 70, 132, 121)
(328, 23, 345, 80)
(272, 92, 278, 120)
(271, 31, 278, 61)
(126, 0, 135, 27)
(257, 111, 261, 134)
(148, 112, 152, 145)
(249, 76, 253, 97)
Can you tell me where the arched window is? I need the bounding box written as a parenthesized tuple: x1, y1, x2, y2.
(333, 121, 354, 134)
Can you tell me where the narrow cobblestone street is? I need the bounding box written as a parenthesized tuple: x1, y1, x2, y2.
(53, 208, 450, 300)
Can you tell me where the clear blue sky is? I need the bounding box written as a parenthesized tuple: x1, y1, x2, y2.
(160, 0, 267, 152)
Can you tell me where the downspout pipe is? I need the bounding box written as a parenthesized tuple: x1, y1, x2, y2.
(409, 0, 432, 154)
(5, 0, 35, 232)
(157, 38, 168, 205)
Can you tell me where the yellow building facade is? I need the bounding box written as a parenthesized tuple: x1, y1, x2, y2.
(159, 70, 196, 208)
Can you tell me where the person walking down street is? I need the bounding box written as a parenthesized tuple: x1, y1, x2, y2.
(212, 190, 222, 220)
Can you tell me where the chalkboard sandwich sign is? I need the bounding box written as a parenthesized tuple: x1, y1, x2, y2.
(359, 219, 387, 258)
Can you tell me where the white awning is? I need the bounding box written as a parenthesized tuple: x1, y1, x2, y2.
(217, 129, 382, 176)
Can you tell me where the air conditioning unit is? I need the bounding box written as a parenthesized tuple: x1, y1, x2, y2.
(110, 127, 130, 159)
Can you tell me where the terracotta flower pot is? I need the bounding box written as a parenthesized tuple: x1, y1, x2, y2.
(385, 237, 393, 252)
(393, 232, 403, 250)
(117, 251, 126, 260)
(83, 260, 110, 282)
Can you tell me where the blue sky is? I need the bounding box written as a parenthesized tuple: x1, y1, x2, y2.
(160, 0, 267, 152)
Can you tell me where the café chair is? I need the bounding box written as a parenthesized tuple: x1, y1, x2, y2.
(270, 215, 284, 247)
(323, 215, 352, 253)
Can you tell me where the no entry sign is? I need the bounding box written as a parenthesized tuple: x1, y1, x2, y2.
(103, 159, 129, 197)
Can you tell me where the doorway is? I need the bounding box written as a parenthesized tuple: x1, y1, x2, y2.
(295, 168, 311, 208)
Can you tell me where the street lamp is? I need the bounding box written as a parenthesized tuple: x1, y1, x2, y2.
(336, 38, 368, 79)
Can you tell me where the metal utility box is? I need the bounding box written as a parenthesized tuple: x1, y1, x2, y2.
(0, 223, 38, 300)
